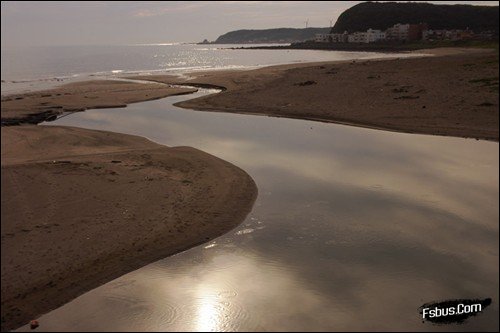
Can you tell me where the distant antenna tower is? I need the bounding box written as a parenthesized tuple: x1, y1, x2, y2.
(305, 19, 309, 28)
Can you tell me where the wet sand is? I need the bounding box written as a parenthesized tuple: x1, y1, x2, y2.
(2, 80, 237, 331)
(1, 80, 197, 125)
(132, 48, 499, 141)
(1, 125, 257, 331)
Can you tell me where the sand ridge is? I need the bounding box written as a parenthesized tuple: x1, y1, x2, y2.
(1, 125, 257, 331)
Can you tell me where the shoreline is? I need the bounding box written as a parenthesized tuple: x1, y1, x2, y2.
(0, 81, 259, 331)
(129, 47, 499, 141)
(2, 47, 497, 141)
(0, 45, 475, 100)
(228, 39, 500, 53)
(0, 45, 497, 330)
(0, 80, 198, 126)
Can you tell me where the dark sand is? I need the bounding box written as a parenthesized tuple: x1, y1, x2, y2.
(132, 48, 499, 141)
(1, 80, 197, 125)
(1, 96, 257, 330)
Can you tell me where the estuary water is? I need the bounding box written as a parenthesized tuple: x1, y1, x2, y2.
(16, 89, 499, 331)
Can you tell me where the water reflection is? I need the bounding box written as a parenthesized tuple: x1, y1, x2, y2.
(17, 90, 499, 331)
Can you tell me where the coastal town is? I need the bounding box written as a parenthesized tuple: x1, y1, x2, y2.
(315, 22, 488, 43)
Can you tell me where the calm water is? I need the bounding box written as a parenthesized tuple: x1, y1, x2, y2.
(1, 44, 423, 95)
(16, 89, 499, 331)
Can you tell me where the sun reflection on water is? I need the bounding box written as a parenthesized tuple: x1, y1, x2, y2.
(196, 287, 222, 332)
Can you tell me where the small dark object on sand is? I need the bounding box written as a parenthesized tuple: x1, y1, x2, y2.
(294, 80, 317, 86)
(477, 102, 495, 107)
(392, 87, 409, 93)
(30, 320, 39, 329)
(394, 95, 420, 100)
(111, 160, 122, 163)
(44, 115, 58, 122)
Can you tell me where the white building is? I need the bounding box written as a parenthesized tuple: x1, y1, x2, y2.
(314, 34, 331, 43)
(385, 23, 409, 40)
(315, 28, 386, 44)
(422, 29, 472, 41)
(330, 32, 349, 43)
(314, 32, 348, 43)
(346, 29, 385, 43)
(366, 29, 385, 43)
(348, 32, 368, 43)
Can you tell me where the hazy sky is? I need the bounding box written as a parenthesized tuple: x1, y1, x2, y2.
(1, 1, 498, 47)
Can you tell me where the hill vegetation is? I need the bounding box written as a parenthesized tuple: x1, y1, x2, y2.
(213, 28, 330, 44)
(331, 2, 499, 33)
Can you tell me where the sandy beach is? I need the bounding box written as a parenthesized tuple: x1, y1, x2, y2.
(1, 80, 258, 331)
(1, 46, 497, 331)
(132, 48, 499, 141)
(1, 125, 257, 331)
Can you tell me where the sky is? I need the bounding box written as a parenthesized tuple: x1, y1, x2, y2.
(1, 1, 498, 47)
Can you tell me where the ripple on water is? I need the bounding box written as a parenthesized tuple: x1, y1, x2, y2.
(174, 289, 259, 332)
(204, 242, 217, 249)
(102, 283, 182, 329)
(106, 278, 138, 290)
(216, 290, 238, 299)
(150, 302, 181, 328)
(103, 294, 153, 323)
(235, 228, 255, 235)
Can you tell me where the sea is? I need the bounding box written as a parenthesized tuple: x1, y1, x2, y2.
(1, 43, 420, 95)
